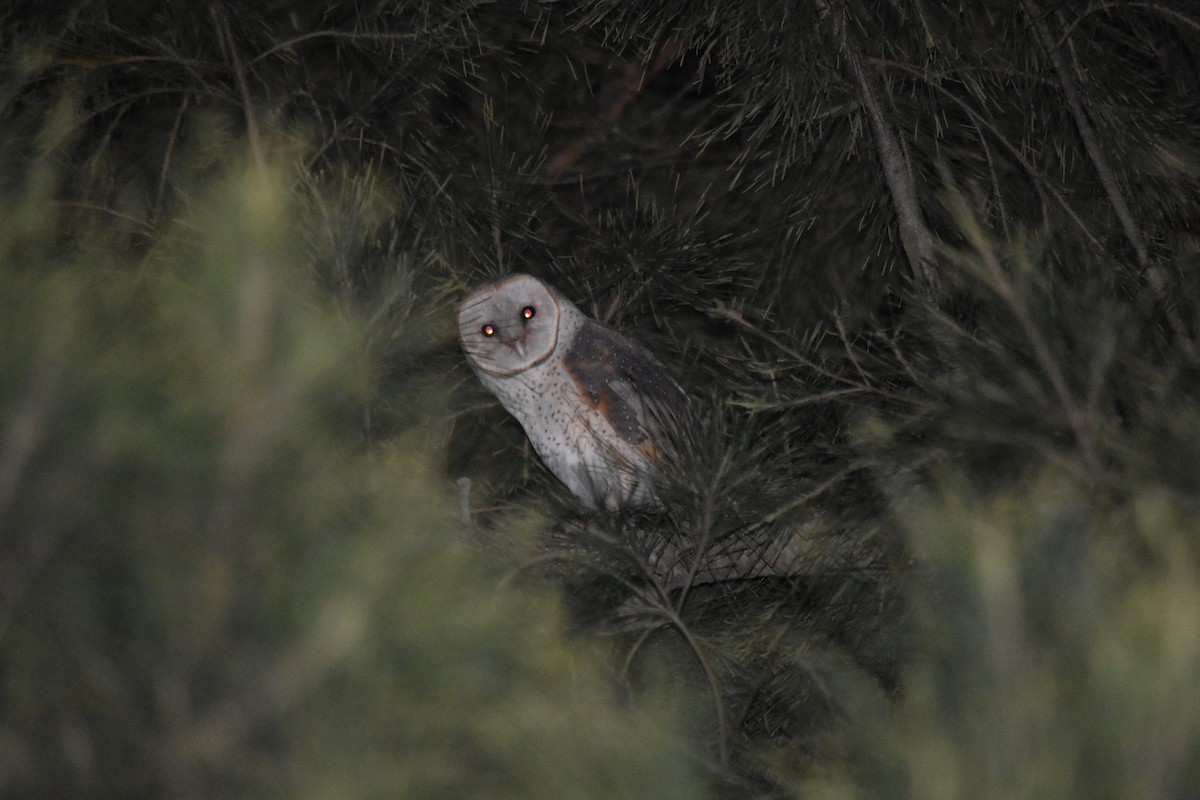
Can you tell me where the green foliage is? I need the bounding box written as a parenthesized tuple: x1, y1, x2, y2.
(0, 155, 707, 798)
(805, 471, 1200, 800)
(4, 0, 1200, 797)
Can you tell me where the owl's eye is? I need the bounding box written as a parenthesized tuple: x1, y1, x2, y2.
(481, 323, 496, 337)
(521, 305, 536, 320)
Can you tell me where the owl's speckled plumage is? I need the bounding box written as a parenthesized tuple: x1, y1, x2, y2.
(458, 273, 685, 510)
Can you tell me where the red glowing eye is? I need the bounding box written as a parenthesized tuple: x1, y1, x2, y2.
(522, 305, 536, 320)
(481, 323, 495, 337)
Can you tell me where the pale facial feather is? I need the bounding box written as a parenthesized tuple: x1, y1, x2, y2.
(458, 275, 560, 377)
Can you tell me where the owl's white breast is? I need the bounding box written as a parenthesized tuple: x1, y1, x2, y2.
(474, 356, 653, 509)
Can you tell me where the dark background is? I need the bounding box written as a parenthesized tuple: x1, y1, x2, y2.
(2, 2, 1199, 797)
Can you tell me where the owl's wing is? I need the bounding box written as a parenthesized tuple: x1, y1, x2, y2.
(563, 319, 685, 456)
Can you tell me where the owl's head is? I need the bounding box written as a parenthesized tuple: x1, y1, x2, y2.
(458, 273, 566, 377)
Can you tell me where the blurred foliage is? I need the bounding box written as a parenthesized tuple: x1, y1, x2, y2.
(0, 155, 710, 798)
(799, 471, 1200, 800)
(2, 0, 1200, 797)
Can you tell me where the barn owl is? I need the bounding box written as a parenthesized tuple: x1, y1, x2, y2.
(458, 273, 685, 511)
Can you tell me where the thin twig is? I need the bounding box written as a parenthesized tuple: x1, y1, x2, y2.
(762, 464, 860, 524)
(674, 458, 725, 614)
(872, 57, 1105, 252)
(1120, 2, 1200, 35)
(710, 303, 886, 396)
(1022, 0, 1199, 364)
(250, 30, 427, 64)
(880, 326, 922, 384)
(832, 309, 870, 386)
(726, 387, 879, 410)
(951, 195, 1103, 475)
(659, 603, 730, 764)
(613, 587, 729, 763)
(211, 2, 266, 175)
(813, 0, 942, 299)
(541, 40, 680, 178)
(55, 54, 223, 70)
(58, 201, 158, 235)
(155, 95, 189, 216)
(845, 47, 941, 299)
(972, 115, 1012, 239)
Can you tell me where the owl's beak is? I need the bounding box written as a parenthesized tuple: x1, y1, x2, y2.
(513, 339, 526, 358)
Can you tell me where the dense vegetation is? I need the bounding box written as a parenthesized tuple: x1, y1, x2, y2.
(2, 1, 1198, 797)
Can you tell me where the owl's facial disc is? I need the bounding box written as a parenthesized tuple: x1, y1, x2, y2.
(458, 274, 560, 377)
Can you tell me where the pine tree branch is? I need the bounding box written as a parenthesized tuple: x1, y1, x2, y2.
(1022, 0, 1199, 365)
(872, 57, 1105, 252)
(972, 116, 1013, 239)
(660, 605, 731, 764)
(616, 595, 731, 766)
(674, 473, 721, 613)
(249, 29, 429, 64)
(540, 40, 680, 178)
(950, 196, 1103, 476)
(850, 50, 940, 299)
(1125, 2, 1200, 35)
(710, 303, 889, 398)
(814, 0, 941, 301)
(154, 95, 189, 216)
(211, 2, 265, 176)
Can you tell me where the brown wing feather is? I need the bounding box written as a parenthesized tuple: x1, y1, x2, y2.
(563, 320, 684, 456)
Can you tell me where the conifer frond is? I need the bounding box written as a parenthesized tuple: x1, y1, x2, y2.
(5, 1, 1200, 796)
